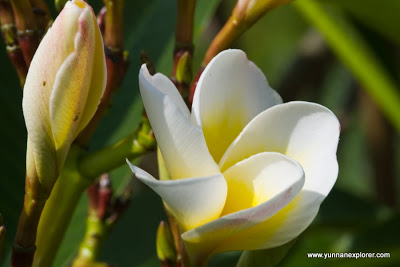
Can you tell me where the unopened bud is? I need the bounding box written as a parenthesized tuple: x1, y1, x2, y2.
(23, 0, 106, 190)
(156, 221, 176, 263)
(176, 51, 192, 85)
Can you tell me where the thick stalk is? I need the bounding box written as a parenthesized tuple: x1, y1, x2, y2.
(33, 147, 90, 267)
(202, 15, 244, 66)
(175, 0, 195, 47)
(79, 117, 156, 178)
(103, 0, 124, 48)
(189, 0, 293, 103)
(202, 0, 293, 66)
(171, 0, 195, 103)
(33, 177, 87, 267)
(33, 119, 155, 266)
(72, 176, 132, 266)
(10, 0, 39, 66)
(11, 141, 55, 267)
(0, 0, 28, 86)
(72, 215, 107, 266)
(12, 188, 46, 267)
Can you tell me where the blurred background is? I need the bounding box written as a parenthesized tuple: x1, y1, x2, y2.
(0, 0, 399, 266)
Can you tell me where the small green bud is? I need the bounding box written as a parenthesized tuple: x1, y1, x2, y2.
(176, 51, 193, 85)
(156, 221, 177, 263)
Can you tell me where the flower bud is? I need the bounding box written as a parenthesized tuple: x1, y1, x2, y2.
(156, 221, 177, 263)
(22, 0, 106, 190)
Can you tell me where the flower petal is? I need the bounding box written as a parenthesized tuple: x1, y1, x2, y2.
(220, 101, 340, 197)
(127, 160, 227, 232)
(191, 49, 282, 163)
(195, 190, 325, 255)
(181, 152, 304, 262)
(76, 5, 106, 134)
(221, 152, 304, 215)
(50, 5, 96, 168)
(139, 65, 219, 179)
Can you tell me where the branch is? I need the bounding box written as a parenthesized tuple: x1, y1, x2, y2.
(171, 0, 196, 104)
(10, 0, 40, 66)
(0, 0, 27, 86)
(79, 115, 156, 179)
(72, 175, 133, 267)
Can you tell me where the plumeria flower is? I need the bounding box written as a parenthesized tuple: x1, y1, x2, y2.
(127, 49, 339, 264)
(23, 0, 106, 190)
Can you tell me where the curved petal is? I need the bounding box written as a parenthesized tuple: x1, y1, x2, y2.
(139, 66, 219, 179)
(220, 101, 340, 197)
(191, 49, 282, 163)
(181, 152, 304, 262)
(221, 152, 304, 215)
(50, 5, 96, 168)
(141, 64, 190, 118)
(77, 4, 106, 134)
(127, 160, 227, 232)
(203, 190, 324, 254)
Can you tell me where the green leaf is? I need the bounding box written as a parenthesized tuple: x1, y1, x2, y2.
(294, 0, 400, 133)
(323, 0, 400, 45)
(237, 239, 297, 267)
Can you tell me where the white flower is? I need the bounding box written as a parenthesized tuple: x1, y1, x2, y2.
(127, 49, 339, 263)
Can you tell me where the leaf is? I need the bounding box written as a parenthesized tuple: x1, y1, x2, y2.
(237, 239, 297, 267)
(323, 0, 400, 45)
(294, 0, 400, 133)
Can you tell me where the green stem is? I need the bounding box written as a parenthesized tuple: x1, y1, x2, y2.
(172, 0, 196, 103)
(12, 194, 46, 267)
(294, 0, 400, 133)
(12, 145, 53, 267)
(33, 147, 90, 267)
(103, 0, 124, 49)
(33, 119, 155, 266)
(72, 213, 108, 266)
(175, 0, 195, 47)
(79, 117, 155, 178)
(202, 0, 293, 66)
